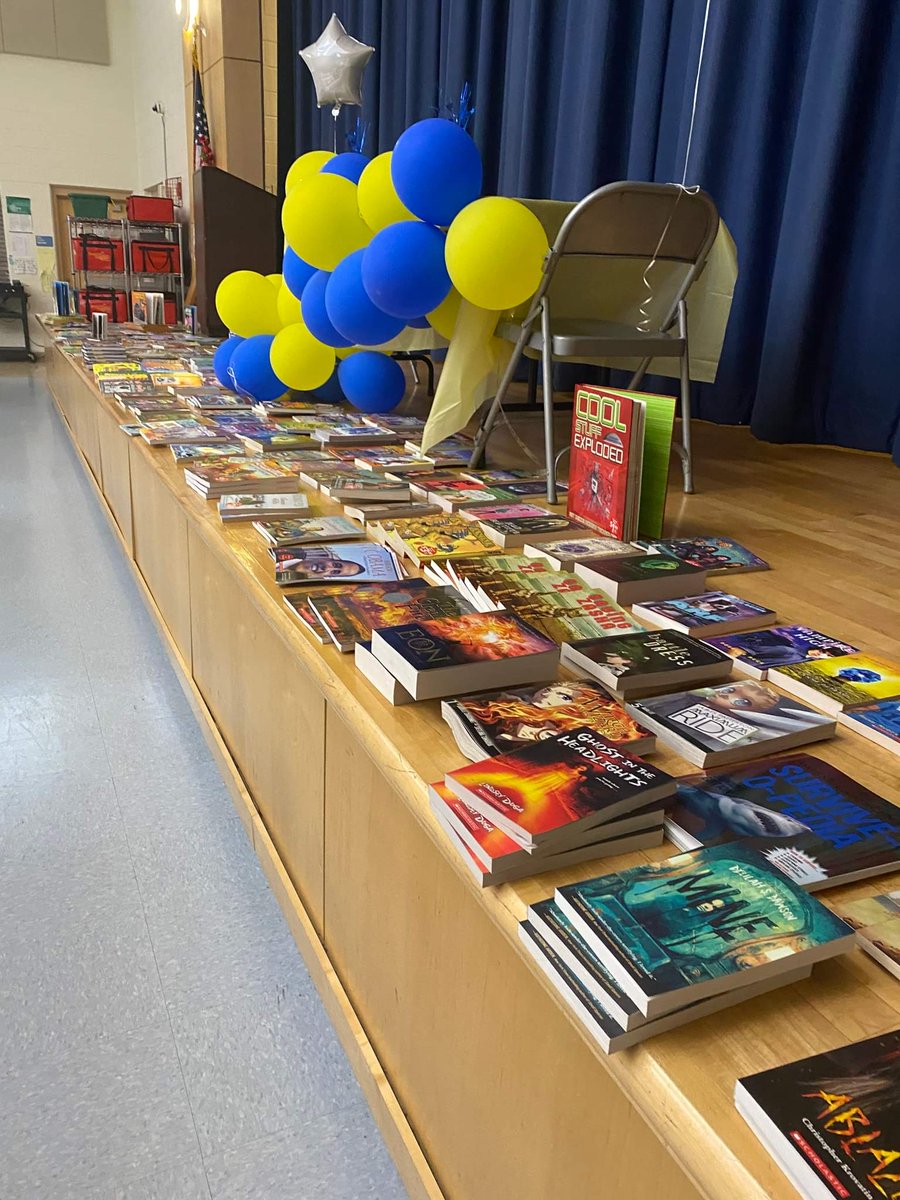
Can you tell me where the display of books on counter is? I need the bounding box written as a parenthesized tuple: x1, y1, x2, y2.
(561, 629, 733, 698)
(830, 891, 900, 979)
(634, 536, 769, 574)
(627, 680, 835, 767)
(521, 535, 643, 571)
(430, 780, 664, 889)
(520, 905, 810, 1054)
(703, 625, 859, 679)
(184, 457, 304, 498)
(217, 492, 309, 520)
(273, 542, 404, 587)
(441, 679, 654, 760)
(555, 843, 855, 1020)
(444, 727, 674, 851)
(354, 639, 414, 705)
(838, 697, 900, 755)
(735, 1030, 900, 1200)
(665, 754, 900, 889)
(253, 515, 363, 548)
(632, 591, 776, 637)
(768, 653, 900, 715)
(370, 611, 559, 701)
(573, 553, 708, 604)
(307, 581, 476, 652)
(475, 513, 590, 550)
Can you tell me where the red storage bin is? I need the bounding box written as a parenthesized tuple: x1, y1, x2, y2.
(72, 234, 124, 273)
(162, 294, 178, 324)
(130, 240, 181, 274)
(126, 194, 174, 223)
(77, 287, 130, 322)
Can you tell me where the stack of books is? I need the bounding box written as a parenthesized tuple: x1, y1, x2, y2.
(703, 624, 859, 679)
(634, 536, 769, 574)
(561, 629, 733, 698)
(383, 514, 497, 564)
(183, 457, 304, 499)
(171, 443, 245, 464)
(632, 591, 776, 637)
(253, 515, 363, 548)
(768, 652, 900, 715)
(218, 492, 310, 522)
(521, 535, 643, 571)
(139, 419, 233, 447)
(298, 580, 476, 652)
(343, 500, 440, 523)
(463, 506, 590, 550)
(571, 552, 708, 604)
(521, 843, 854, 1053)
(433, 727, 675, 885)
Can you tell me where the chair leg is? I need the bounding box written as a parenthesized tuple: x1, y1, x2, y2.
(468, 326, 532, 470)
(540, 302, 557, 504)
(410, 360, 421, 386)
(627, 357, 651, 391)
(424, 353, 435, 397)
(676, 303, 694, 494)
(527, 359, 538, 407)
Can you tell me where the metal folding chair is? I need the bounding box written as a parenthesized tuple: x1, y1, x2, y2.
(468, 182, 720, 502)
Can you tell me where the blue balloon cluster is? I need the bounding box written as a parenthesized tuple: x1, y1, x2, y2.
(326, 250, 406, 347)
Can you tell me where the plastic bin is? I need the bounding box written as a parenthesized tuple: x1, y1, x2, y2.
(70, 193, 110, 219)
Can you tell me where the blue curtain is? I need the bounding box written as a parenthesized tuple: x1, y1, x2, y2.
(280, 0, 900, 463)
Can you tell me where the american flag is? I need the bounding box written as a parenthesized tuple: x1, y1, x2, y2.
(192, 36, 215, 169)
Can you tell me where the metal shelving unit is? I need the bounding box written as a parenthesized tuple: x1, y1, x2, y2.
(67, 215, 185, 323)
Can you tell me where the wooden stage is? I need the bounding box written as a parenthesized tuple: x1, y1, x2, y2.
(44, 338, 900, 1200)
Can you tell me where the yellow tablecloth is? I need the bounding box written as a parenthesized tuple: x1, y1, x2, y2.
(420, 202, 738, 453)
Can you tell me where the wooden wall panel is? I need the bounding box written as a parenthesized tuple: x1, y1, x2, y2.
(188, 528, 326, 931)
(129, 447, 193, 664)
(95, 401, 133, 552)
(323, 712, 702, 1200)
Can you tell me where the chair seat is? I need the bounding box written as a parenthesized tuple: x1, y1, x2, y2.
(496, 317, 684, 359)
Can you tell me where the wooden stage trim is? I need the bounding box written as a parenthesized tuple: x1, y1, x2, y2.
(44, 339, 900, 1200)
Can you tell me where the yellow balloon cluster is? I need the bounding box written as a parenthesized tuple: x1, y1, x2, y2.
(445, 197, 548, 311)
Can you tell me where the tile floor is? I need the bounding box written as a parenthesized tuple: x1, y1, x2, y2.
(0, 363, 408, 1200)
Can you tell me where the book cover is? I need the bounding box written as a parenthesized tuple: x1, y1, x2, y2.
(637, 592, 775, 630)
(461, 503, 551, 522)
(140, 420, 227, 446)
(667, 754, 900, 889)
(310, 582, 474, 650)
(480, 516, 588, 539)
(567, 386, 640, 537)
(217, 491, 308, 514)
(704, 625, 859, 677)
(171, 443, 244, 463)
(830, 892, 900, 978)
(376, 611, 555, 673)
(635, 392, 676, 538)
(430, 780, 527, 870)
(442, 680, 650, 758)
(273, 543, 403, 586)
(186, 458, 295, 486)
(630, 681, 834, 757)
(501, 479, 567, 498)
(523, 535, 638, 566)
(774, 654, 900, 710)
(634, 536, 769, 574)
(565, 629, 729, 682)
(557, 843, 852, 1011)
(399, 523, 497, 562)
(578, 553, 702, 583)
(445, 726, 673, 847)
(482, 570, 644, 638)
(254, 516, 362, 546)
(737, 1030, 900, 1200)
(840, 697, 900, 751)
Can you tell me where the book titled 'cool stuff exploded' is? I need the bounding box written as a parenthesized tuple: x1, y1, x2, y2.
(567, 386, 642, 539)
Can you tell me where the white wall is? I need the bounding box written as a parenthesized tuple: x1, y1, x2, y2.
(127, 1, 190, 206)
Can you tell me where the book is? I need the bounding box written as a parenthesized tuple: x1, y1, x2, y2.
(431, 783, 664, 888)
(567, 385, 645, 539)
(392, 520, 498, 566)
(521, 535, 642, 571)
(440, 680, 654, 760)
(252, 515, 363, 548)
(184, 457, 302, 497)
(444, 727, 674, 850)
(183, 394, 253, 411)
(149, 371, 203, 389)
(371, 612, 559, 702)
(405, 435, 474, 466)
(476, 514, 590, 550)
(308, 582, 475, 652)
(281, 595, 331, 643)
(240, 429, 321, 453)
(139, 419, 232, 447)
(171, 443, 245, 463)
(735, 1030, 900, 1200)
(426, 481, 516, 512)
(561, 629, 733, 699)
(321, 475, 411, 503)
(351, 448, 433, 474)
(312, 425, 397, 446)
(273, 542, 404, 587)
(634, 536, 769, 574)
(354, 639, 415, 705)
(838, 697, 900, 755)
(217, 492, 309, 520)
(666, 754, 900, 889)
(457, 502, 551, 523)
(556, 843, 855, 1018)
(829, 891, 900, 979)
(520, 916, 810, 1054)
(632, 591, 776, 637)
(343, 501, 441, 523)
(573, 553, 708, 604)
(119, 423, 142, 436)
(768, 654, 900, 716)
(627, 681, 836, 768)
(703, 625, 860, 680)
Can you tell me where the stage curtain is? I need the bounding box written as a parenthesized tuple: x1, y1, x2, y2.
(280, 0, 900, 463)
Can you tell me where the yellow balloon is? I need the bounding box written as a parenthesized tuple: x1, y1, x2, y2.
(215, 270, 280, 337)
(276, 285, 302, 327)
(357, 152, 414, 233)
(282, 174, 371, 272)
(427, 287, 462, 339)
(265, 272, 283, 289)
(285, 149, 335, 194)
(270, 322, 335, 391)
(445, 197, 549, 311)
(335, 344, 361, 360)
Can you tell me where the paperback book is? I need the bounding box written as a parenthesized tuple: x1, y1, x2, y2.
(666, 754, 900, 889)
(634, 536, 769, 574)
(308, 582, 475, 652)
(252, 516, 363, 548)
(830, 891, 900, 980)
(440, 679, 654, 760)
(561, 628, 733, 698)
(632, 591, 776, 637)
(343, 501, 441, 523)
(171, 443, 245, 463)
(627, 680, 835, 767)
(217, 492, 309, 520)
(353, 640, 415, 706)
(521, 535, 642, 572)
(838, 697, 900, 755)
(768, 653, 900, 715)
(184, 457, 302, 498)
(556, 843, 855, 1018)
(476, 514, 590, 550)
(139, 420, 231, 447)
(704, 625, 859, 679)
(392, 520, 498, 565)
(573, 553, 707, 604)
(273, 542, 403, 587)
(457, 502, 551, 523)
(568, 386, 644, 539)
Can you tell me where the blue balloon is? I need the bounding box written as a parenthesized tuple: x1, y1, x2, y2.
(325, 250, 406, 346)
(391, 118, 482, 227)
(282, 246, 316, 300)
(338, 351, 406, 414)
(407, 315, 431, 329)
(361, 221, 451, 319)
(229, 334, 284, 402)
(313, 367, 345, 403)
(321, 152, 369, 184)
(300, 270, 353, 348)
(213, 335, 243, 389)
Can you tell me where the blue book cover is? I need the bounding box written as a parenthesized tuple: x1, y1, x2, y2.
(705, 625, 858, 676)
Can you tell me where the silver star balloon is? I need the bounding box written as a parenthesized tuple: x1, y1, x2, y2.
(300, 13, 374, 112)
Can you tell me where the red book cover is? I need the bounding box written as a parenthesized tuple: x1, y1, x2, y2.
(567, 386, 639, 538)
